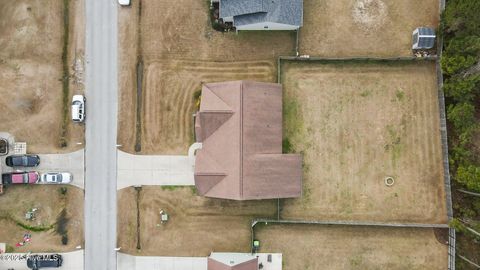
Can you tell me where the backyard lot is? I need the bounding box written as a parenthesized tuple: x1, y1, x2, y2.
(0, 0, 85, 153)
(300, 0, 439, 57)
(117, 186, 276, 256)
(117, 0, 295, 154)
(255, 224, 448, 270)
(0, 185, 83, 252)
(280, 61, 447, 224)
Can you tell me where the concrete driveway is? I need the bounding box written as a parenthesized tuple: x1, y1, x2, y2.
(0, 151, 84, 190)
(36, 150, 85, 189)
(117, 150, 195, 189)
(117, 253, 207, 270)
(0, 250, 84, 270)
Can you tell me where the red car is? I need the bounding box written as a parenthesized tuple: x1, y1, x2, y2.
(1, 172, 39, 184)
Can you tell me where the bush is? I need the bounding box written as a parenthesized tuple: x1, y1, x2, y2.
(441, 54, 477, 76)
(59, 187, 68, 196)
(447, 102, 477, 134)
(443, 75, 480, 102)
(61, 234, 68, 245)
(449, 218, 466, 232)
(442, 0, 480, 37)
(456, 165, 480, 192)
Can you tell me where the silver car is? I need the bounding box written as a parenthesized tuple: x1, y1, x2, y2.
(40, 172, 72, 184)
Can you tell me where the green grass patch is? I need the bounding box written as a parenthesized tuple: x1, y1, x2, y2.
(283, 95, 303, 153)
(359, 89, 372, 97)
(395, 89, 405, 101)
(161, 186, 180, 191)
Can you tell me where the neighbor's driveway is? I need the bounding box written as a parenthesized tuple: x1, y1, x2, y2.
(0, 250, 84, 270)
(36, 150, 85, 189)
(0, 149, 84, 189)
(117, 253, 207, 270)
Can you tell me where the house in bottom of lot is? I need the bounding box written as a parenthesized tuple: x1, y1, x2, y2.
(212, 0, 303, 31)
(194, 80, 303, 200)
(208, 253, 258, 270)
(208, 252, 282, 270)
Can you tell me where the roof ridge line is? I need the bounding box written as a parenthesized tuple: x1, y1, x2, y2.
(204, 84, 232, 112)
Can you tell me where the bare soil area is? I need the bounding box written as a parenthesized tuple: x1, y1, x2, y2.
(0, 0, 84, 153)
(300, 0, 439, 57)
(280, 61, 447, 224)
(117, 0, 295, 154)
(117, 186, 276, 256)
(0, 185, 84, 252)
(255, 224, 448, 270)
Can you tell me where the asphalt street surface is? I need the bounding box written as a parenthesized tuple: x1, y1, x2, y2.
(84, 0, 118, 269)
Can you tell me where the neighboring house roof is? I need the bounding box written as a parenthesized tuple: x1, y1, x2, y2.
(220, 0, 303, 27)
(194, 81, 302, 200)
(208, 253, 258, 270)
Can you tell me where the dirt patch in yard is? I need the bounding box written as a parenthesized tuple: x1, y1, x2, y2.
(0, 0, 84, 153)
(280, 61, 447, 224)
(300, 0, 439, 57)
(0, 185, 84, 252)
(117, 186, 276, 256)
(255, 224, 448, 270)
(117, 0, 294, 154)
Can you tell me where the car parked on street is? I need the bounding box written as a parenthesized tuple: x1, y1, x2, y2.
(39, 172, 72, 184)
(27, 254, 63, 269)
(118, 0, 131, 6)
(71, 94, 86, 123)
(1, 172, 39, 184)
(5, 154, 40, 167)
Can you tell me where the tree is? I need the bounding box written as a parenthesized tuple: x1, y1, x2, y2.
(447, 102, 477, 134)
(443, 75, 480, 102)
(456, 165, 480, 192)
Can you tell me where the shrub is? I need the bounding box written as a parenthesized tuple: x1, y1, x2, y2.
(456, 165, 480, 192)
(447, 102, 476, 134)
(443, 75, 480, 102)
(61, 234, 68, 245)
(441, 54, 477, 76)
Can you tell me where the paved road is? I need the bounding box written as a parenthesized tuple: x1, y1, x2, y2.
(84, 0, 118, 269)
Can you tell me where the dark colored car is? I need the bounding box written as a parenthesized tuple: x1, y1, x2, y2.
(5, 154, 40, 167)
(27, 254, 63, 269)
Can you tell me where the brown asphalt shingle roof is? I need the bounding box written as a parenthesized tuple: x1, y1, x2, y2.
(194, 81, 302, 200)
(207, 255, 258, 270)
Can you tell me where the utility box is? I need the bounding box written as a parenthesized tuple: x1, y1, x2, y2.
(412, 27, 436, 50)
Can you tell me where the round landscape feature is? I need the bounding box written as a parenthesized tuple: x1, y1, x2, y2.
(384, 176, 395, 187)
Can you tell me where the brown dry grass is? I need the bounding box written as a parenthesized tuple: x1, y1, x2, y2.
(255, 224, 448, 270)
(117, 186, 276, 256)
(281, 61, 447, 224)
(300, 0, 439, 57)
(0, 185, 84, 252)
(117, 0, 295, 154)
(0, 0, 84, 153)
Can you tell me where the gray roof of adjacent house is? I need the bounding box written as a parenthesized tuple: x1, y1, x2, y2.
(220, 0, 303, 27)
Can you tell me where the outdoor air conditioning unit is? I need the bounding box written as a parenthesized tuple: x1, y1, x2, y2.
(412, 27, 436, 50)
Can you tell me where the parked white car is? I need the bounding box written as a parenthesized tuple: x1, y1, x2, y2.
(39, 172, 72, 184)
(118, 0, 130, 6)
(71, 95, 85, 123)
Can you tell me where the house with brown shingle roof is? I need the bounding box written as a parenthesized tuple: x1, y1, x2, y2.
(194, 80, 302, 200)
(208, 253, 258, 270)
